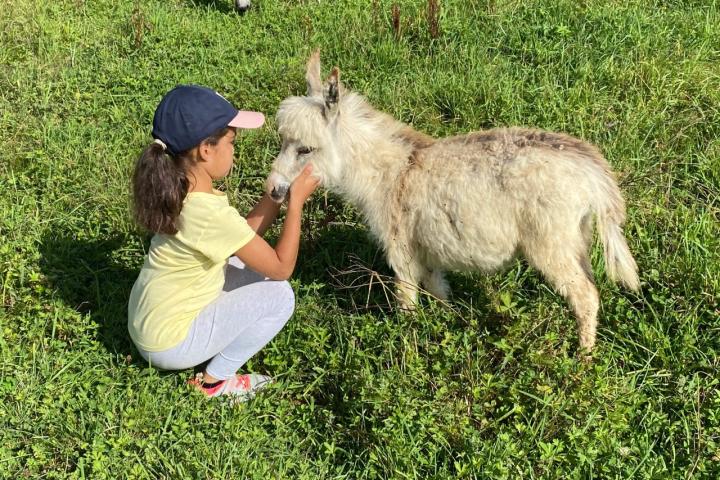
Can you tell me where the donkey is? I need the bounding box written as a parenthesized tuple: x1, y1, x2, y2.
(266, 51, 639, 353)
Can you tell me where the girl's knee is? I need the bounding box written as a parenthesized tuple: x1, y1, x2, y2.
(273, 280, 295, 317)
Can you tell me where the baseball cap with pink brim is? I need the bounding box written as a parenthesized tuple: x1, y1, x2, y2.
(152, 84, 265, 155)
(228, 110, 265, 129)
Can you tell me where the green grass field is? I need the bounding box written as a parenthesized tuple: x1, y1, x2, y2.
(1, 0, 719, 477)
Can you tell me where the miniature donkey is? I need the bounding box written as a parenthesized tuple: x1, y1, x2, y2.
(266, 51, 639, 353)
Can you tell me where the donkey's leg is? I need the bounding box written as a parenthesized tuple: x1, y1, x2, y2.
(423, 269, 450, 301)
(523, 236, 600, 355)
(386, 245, 424, 311)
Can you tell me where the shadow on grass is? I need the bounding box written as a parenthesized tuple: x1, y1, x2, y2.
(39, 230, 142, 358)
(295, 221, 395, 312)
(294, 220, 501, 331)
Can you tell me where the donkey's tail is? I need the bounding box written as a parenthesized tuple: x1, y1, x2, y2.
(594, 179, 640, 291)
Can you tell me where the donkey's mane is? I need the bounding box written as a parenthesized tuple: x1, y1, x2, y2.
(340, 91, 435, 167)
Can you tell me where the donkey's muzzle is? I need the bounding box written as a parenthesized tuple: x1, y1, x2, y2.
(270, 183, 289, 202)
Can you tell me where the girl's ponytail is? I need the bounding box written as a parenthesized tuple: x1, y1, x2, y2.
(132, 141, 192, 235)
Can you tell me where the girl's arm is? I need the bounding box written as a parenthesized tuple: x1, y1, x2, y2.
(246, 193, 281, 236)
(234, 165, 319, 280)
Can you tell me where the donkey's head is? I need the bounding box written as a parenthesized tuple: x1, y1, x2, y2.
(266, 50, 344, 203)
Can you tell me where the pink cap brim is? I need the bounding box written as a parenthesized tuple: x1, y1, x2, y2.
(228, 110, 265, 129)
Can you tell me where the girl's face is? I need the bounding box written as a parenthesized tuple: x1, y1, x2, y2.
(201, 129, 237, 179)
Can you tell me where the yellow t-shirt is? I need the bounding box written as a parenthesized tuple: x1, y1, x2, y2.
(128, 190, 256, 352)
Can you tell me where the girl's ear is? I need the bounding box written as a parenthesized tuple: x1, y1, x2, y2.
(196, 143, 211, 163)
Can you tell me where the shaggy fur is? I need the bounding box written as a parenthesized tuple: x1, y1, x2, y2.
(266, 51, 640, 353)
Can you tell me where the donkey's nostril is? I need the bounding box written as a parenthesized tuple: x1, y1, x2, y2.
(270, 184, 289, 202)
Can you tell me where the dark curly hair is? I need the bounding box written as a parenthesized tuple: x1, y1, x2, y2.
(131, 127, 231, 234)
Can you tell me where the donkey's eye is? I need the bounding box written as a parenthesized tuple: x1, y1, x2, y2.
(297, 146, 314, 156)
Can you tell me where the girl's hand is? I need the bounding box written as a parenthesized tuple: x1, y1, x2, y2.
(236, 164, 319, 280)
(289, 164, 320, 207)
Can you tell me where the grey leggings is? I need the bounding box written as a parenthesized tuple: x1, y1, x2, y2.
(137, 257, 295, 380)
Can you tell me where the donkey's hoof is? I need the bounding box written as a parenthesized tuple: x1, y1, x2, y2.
(577, 348, 594, 363)
(397, 302, 417, 313)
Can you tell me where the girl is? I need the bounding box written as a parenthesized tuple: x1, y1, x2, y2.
(128, 84, 319, 400)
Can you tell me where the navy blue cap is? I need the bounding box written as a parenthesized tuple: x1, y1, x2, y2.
(151, 85, 264, 155)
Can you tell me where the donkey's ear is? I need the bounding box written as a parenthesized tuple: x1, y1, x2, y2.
(306, 49, 323, 97)
(323, 67, 341, 113)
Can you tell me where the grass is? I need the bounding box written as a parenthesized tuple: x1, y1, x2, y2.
(1, 0, 719, 477)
